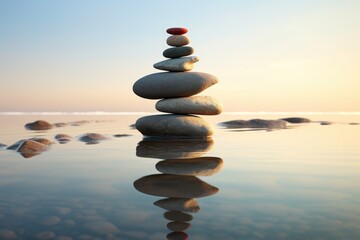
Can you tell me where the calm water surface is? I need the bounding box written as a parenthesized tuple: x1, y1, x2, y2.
(0, 114, 359, 240)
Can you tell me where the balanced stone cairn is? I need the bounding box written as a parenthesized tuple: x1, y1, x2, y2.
(133, 27, 222, 138)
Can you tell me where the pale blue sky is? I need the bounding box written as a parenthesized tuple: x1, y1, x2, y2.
(1, 0, 359, 112)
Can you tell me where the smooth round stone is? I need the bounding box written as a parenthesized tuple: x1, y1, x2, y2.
(133, 174, 218, 198)
(164, 211, 193, 222)
(78, 133, 108, 144)
(154, 198, 200, 213)
(156, 157, 224, 176)
(153, 56, 199, 72)
(156, 96, 223, 115)
(163, 46, 194, 58)
(133, 72, 218, 99)
(25, 120, 52, 130)
(167, 35, 190, 46)
(167, 27, 188, 35)
(167, 231, 188, 240)
(167, 221, 190, 232)
(135, 114, 214, 138)
(136, 138, 213, 159)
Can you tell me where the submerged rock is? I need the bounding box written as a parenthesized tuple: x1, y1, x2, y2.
(29, 138, 53, 145)
(154, 198, 200, 213)
(9, 140, 50, 158)
(78, 133, 108, 144)
(136, 138, 213, 159)
(156, 157, 223, 176)
(164, 211, 193, 222)
(0, 143, 7, 148)
(25, 120, 53, 130)
(134, 174, 218, 198)
(113, 134, 132, 137)
(280, 117, 311, 123)
(55, 134, 72, 144)
(320, 121, 333, 125)
(136, 114, 214, 138)
(349, 122, 360, 125)
(219, 119, 287, 129)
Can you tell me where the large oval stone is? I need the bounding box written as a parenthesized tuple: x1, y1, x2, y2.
(135, 114, 214, 138)
(167, 35, 190, 46)
(154, 198, 200, 213)
(153, 56, 199, 72)
(167, 27, 188, 35)
(133, 72, 218, 99)
(163, 46, 194, 58)
(136, 138, 213, 159)
(156, 157, 224, 176)
(156, 96, 223, 115)
(133, 174, 218, 198)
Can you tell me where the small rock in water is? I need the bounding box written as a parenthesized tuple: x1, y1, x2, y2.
(156, 157, 224, 176)
(29, 138, 53, 145)
(219, 119, 287, 130)
(153, 56, 199, 72)
(0, 143, 7, 148)
(320, 121, 333, 125)
(25, 120, 53, 130)
(167, 221, 190, 232)
(163, 46, 194, 58)
(16, 140, 49, 158)
(134, 174, 219, 198)
(154, 197, 200, 213)
(113, 134, 132, 137)
(349, 122, 359, 125)
(280, 117, 311, 123)
(156, 96, 223, 115)
(133, 72, 218, 99)
(167, 231, 188, 240)
(53, 122, 68, 127)
(55, 134, 72, 143)
(164, 211, 193, 222)
(167, 35, 190, 46)
(136, 114, 214, 138)
(78, 133, 108, 144)
(167, 27, 188, 35)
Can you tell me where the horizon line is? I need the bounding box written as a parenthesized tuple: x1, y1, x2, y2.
(1, 111, 360, 116)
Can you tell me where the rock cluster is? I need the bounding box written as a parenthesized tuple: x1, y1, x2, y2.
(133, 27, 222, 138)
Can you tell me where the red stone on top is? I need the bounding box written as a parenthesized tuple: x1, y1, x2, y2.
(166, 27, 188, 35)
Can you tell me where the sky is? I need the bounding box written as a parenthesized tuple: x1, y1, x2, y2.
(0, 0, 359, 112)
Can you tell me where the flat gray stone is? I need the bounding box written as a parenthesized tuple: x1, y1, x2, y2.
(136, 138, 213, 159)
(167, 35, 190, 46)
(136, 114, 214, 138)
(154, 198, 200, 213)
(163, 46, 194, 58)
(133, 72, 218, 99)
(164, 211, 193, 222)
(219, 119, 287, 130)
(153, 56, 199, 72)
(156, 96, 223, 115)
(133, 174, 218, 198)
(156, 157, 223, 176)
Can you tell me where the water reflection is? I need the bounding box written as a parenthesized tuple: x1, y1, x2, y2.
(134, 138, 223, 239)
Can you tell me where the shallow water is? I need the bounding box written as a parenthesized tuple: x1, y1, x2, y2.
(0, 114, 359, 240)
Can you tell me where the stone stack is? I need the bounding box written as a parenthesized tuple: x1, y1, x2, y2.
(133, 27, 222, 139)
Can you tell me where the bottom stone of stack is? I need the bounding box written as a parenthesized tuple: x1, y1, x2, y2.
(135, 114, 213, 138)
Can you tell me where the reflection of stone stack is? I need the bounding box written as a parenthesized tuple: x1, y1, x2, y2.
(134, 139, 223, 239)
(133, 27, 222, 138)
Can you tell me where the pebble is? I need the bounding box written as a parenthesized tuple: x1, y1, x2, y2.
(164, 211, 193, 222)
(167, 27, 188, 35)
(133, 72, 218, 99)
(133, 174, 219, 198)
(154, 197, 200, 213)
(136, 138, 213, 159)
(167, 35, 190, 46)
(219, 119, 287, 129)
(135, 114, 214, 138)
(156, 157, 224, 176)
(153, 56, 199, 72)
(280, 117, 311, 123)
(163, 46, 194, 58)
(25, 120, 52, 130)
(167, 221, 190, 231)
(156, 96, 223, 115)
(55, 134, 72, 143)
(78, 133, 108, 144)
